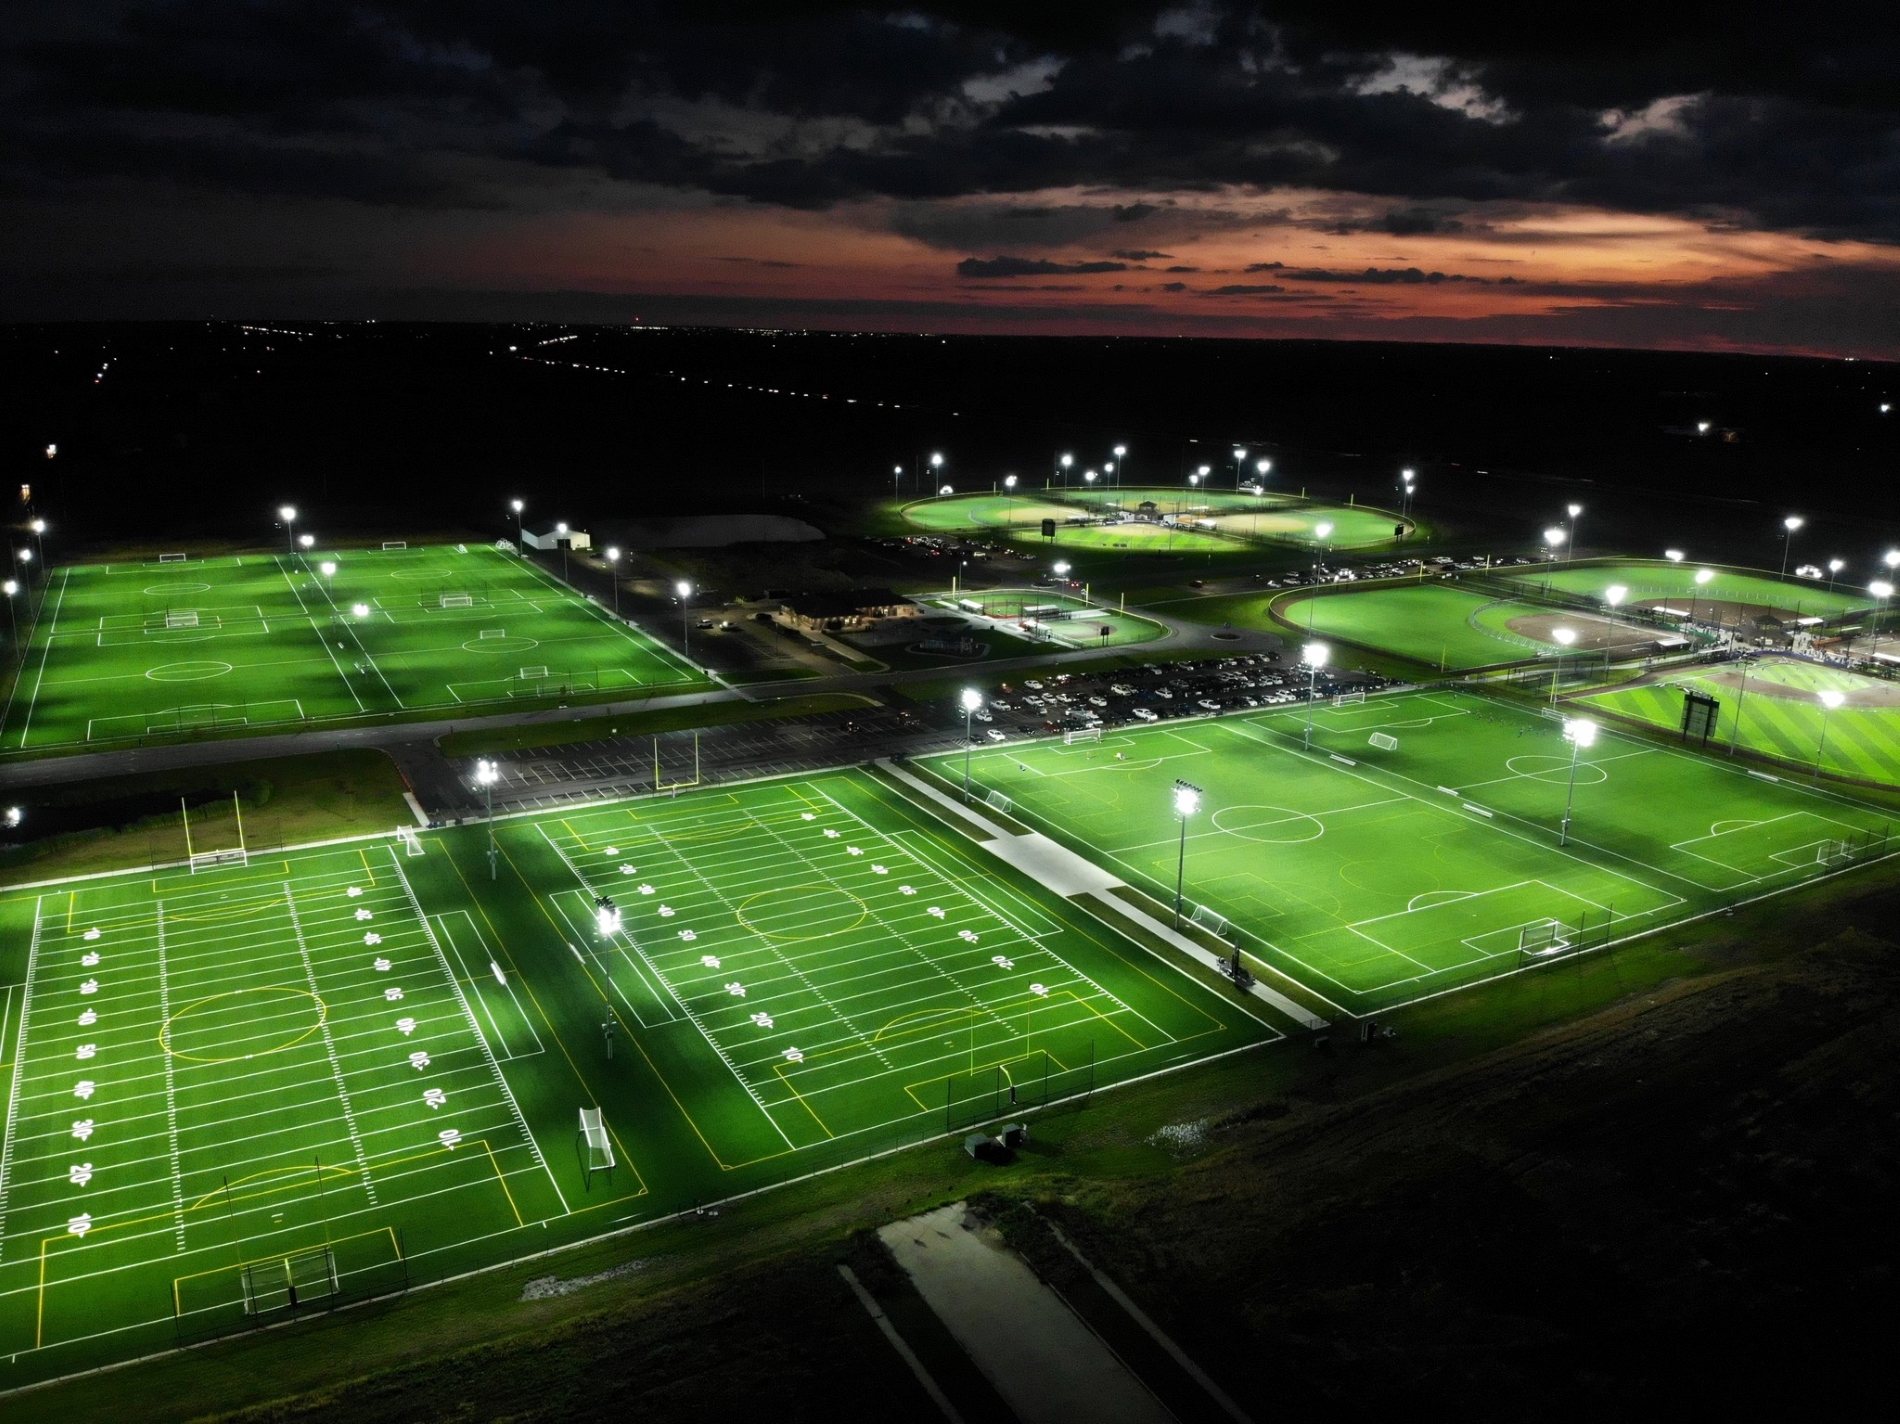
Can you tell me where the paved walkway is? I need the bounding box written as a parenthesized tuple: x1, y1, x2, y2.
(881, 1203, 1172, 1424)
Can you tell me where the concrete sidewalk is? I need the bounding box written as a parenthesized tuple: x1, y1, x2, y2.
(881, 1203, 1172, 1424)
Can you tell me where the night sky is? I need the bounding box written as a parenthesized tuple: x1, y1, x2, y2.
(5, 3, 1899, 355)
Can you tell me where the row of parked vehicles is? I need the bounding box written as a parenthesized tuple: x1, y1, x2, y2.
(963, 655, 1400, 740)
(1264, 552, 1539, 588)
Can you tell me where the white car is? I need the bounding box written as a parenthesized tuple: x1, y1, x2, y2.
(1197, 699, 1222, 711)
(986, 729, 1007, 742)
(1133, 707, 1159, 722)
(1087, 695, 1107, 707)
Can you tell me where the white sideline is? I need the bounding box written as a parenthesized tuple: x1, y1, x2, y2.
(878, 759, 1328, 1030)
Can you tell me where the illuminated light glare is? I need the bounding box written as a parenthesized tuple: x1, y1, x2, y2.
(1563, 717, 1598, 749)
(1819, 689, 1846, 710)
(351, 603, 370, 618)
(675, 580, 692, 599)
(1605, 584, 1628, 607)
(1301, 641, 1329, 669)
(1552, 627, 1578, 647)
(278, 505, 296, 523)
(1871, 580, 1894, 599)
(1173, 784, 1201, 818)
(1315, 521, 1334, 541)
(960, 688, 983, 712)
(1665, 549, 1685, 562)
(1544, 527, 1567, 546)
(319, 561, 336, 577)
(1695, 568, 1715, 586)
(1784, 515, 1805, 532)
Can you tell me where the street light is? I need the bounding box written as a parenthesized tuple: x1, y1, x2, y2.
(510, 499, 525, 553)
(604, 546, 622, 618)
(1779, 515, 1804, 578)
(278, 505, 297, 555)
(1550, 626, 1577, 706)
(298, 532, 315, 549)
(1559, 717, 1597, 846)
(556, 521, 570, 581)
(1814, 688, 1846, 779)
(960, 688, 983, 799)
(1172, 780, 1202, 928)
(1301, 641, 1328, 747)
(475, 759, 500, 879)
(677, 580, 693, 656)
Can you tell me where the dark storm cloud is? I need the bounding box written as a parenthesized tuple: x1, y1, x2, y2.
(4, 2, 1900, 271)
(956, 256, 1129, 277)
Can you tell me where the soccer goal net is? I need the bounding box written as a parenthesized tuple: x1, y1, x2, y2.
(398, 826, 425, 857)
(1369, 731, 1399, 751)
(1064, 726, 1103, 744)
(439, 592, 474, 608)
(1517, 918, 1575, 959)
(518, 664, 549, 680)
(984, 789, 1014, 816)
(242, 1246, 338, 1315)
(156, 552, 189, 563)
(383, 540, 408, 551)
(1189, 903, 1232, 942)
(1817, 839, 1854, 866)
(578, 1107, 615, 1188)
(479, 628, 507, 639)
(1333, 690, 1367, 707)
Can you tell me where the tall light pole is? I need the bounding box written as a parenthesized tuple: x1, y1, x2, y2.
(1559, 717, 1597, 846)
(1779, 515, 1803, 578)
(556, 521, 570, 582)
(1871, 579, 1894, 663)
(1566, 503, 1583, 561)
(1814, 688, 1845, 779)
(1003, 474, 1017, 494)
(511, 498, 525, 553)
(1, 578, 16, 650)
(1112, 444, 1126, 487)
(1550, 626, 1577, 705)
(1827, 558, 1845, 593)
(960, 688, 983, 799)
(28, 519, 46, 571)
(1313, 520, 1334, 590)
(677, 580, 693, 656)
(1302, 641, 1328, 747)
(476, 758, 500, 879)
(1232, 447, 1247, 487)
(892, 465, 903, 502)
(1172, 780, 1202, 928)
(604, 547, 622, 619)
(278, 504, 297, 556)
(1690, 568, 1715, 625)
(1058, 452, 1073, 488)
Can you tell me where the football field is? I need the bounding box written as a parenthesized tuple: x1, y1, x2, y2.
(0, 543, 706, 752)
(930, 690, 1898, 1013)
(0, 770, 1270, 1385)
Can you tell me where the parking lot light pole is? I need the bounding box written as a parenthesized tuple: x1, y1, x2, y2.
(677, 580, 693, 657)
(605, 547, 622, 619)
(476, 759, 500, 879)
(1814, 689, 1845, 779)
(961, 688, 983, 799)
(1559, 717, 1597, 846)
(1301, 641, 1329, 748)
(1172, 781, 1202, 929)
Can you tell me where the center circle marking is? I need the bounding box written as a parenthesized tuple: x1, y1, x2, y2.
(1212, 804, 1325, 843)
(462, 635, 539, 654)
(1506, 754, 1607, 785)
(145, 660, 233, 682)
(143, 582, 210, 595)
(160, 986, 327, 1063)
(736, 885, 869, 941)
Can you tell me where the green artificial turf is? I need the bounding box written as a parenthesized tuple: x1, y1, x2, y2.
(926, 689, 1899, 1015)
(0, 544, 708, 753)
(1499, 560, 1871, 621)
(1581, 655, 1900, 786)
(0, 769, 1271, 1386)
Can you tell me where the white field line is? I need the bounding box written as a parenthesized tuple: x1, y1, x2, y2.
(154, 904, 185, 1251)
(388, 850, 567, 1216)
(15, 568, 70, 750)
(0, 898, 44, 1258)
(283, 884, 378, 1205)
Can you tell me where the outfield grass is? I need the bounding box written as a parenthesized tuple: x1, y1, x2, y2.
(927, 689, 1898, 1014)
(0, 545, 708, 754)
(1581, 656, 1900, 786)
(1501, 560, 1871, 621)
(0, 769, 1270, 1386)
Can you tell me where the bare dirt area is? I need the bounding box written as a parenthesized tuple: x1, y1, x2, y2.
(1503, 609, 1668, 655)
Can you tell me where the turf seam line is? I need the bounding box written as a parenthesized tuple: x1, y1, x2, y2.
(0, 896, 43, 1259)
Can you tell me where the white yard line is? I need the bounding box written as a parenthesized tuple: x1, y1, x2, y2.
(283, 883, 379, 1204)
(0, 899, 43, 1259)
(14, 568, 69, 750)
(154, 904, 187, 1251)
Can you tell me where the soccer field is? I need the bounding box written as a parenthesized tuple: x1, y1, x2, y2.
(929, 690, 1897, 1013)
(1581, 656, 1900, 786)
(0, 770, 1270, 1384)
(0, 544, 706, 752)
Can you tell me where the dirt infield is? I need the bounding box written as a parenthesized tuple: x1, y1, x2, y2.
(1503, 609, 1674, 656)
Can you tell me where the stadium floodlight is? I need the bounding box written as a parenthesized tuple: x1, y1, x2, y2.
(1552, 627, 1577, 646)
(1605, 584, 1628, 608)
(278, 504, 297, 553)
(3, 806, 19, 828)
(299, 533, 315, 549)
(1549, 626, 1577, 705)
(1872, 580, 1895, 661)
(1558, 716, 1598, 846)
(1886, 549, 1900, 571)
(44, 444, 55, 458)
(1697, 420, 1711, 433)
(1171, 779, 1203, 928)
(1004, 474, 1017, 489)
(1828, 557, 1845, 591)
(1059, 452, 1074, 486)
(1301, 641, 1329, 747)
(1779, 515, 1804, 577)
(475, 758, 501, 878)
(1257, 458, 1271, 474)
(677, 580, 693, 655)
(29, 519, 44, 534)
(1543, 527, 1566, 549)
(1315, 520, 1334, 541)
(0, 578, 14, 644)
(1084, 470, 1097, 484)
(940, 483, 954, 495)
(509, 498, 526, 552)
(604, 546, 622, 617)
(1665, 549, 1685, 563)
(1189, 471, 1203, 486)
(960, 688, 984, 798)
(1814, 688, 1847, 778)
(351, 602, 369, 618)
(16, 548, 30, 564)
(1565, 503, 1583, 560)
(319, 560, 336, 577)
